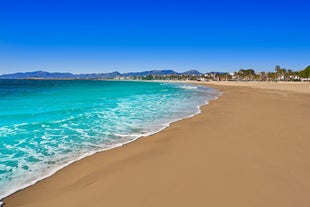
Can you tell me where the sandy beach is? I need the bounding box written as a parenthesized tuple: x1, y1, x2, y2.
(4, 82, 310, 207)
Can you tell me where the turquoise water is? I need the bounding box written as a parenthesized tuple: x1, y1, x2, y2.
(0, 80, 219, 201)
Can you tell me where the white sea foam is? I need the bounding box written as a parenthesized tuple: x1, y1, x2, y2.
(177, 85, 198, 90)
(0, 82, 220, 205)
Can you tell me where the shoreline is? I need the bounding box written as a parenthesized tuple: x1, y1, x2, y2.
(4, 82, 310, 207)
(1, 82, 220, 206)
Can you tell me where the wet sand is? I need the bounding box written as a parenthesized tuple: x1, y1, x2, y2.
(4, 82, 310, 207)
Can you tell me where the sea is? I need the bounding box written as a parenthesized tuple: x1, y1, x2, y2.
(0, 80, 219, 203)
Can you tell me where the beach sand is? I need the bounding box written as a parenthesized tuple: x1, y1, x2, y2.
(203, 81, 310, 94)
(4, 82, 310, 207)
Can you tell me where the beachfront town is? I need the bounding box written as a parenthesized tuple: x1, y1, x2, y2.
(115, 65, 310, 82)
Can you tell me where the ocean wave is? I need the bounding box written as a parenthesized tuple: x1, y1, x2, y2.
(177, 85, 198, 90)
(0, 81, 220, 203)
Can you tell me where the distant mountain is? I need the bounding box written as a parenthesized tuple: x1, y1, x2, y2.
(0, 71, 121, 79)
(0, 71, 75, 79)
(0, 70, 203, 79)
(76, 71, 121, 79)
(180, 70, 202, 75)
(123, 70, 178, 77)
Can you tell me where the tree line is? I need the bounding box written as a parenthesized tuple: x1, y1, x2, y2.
(232, 65, 310, 81)
(117, 65, 310, 82)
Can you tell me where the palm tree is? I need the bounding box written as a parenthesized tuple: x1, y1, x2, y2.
(275, 65, 281, 80)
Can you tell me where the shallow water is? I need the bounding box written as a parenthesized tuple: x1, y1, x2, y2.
(0, 80, 219, 200)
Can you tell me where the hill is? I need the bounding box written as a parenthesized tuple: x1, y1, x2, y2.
(0, 70, 203, 79)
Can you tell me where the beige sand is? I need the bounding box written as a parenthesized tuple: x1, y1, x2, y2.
(4, 82, 310, 207)
(203, 81, 310, 94)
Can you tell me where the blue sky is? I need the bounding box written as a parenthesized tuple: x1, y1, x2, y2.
(0, 0, 309, 74)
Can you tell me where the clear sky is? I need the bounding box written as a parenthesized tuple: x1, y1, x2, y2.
(0, 0, 309, 74)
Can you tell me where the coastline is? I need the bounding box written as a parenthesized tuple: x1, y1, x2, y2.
(4, 82, 310, 207)
(0, 81, 218, 204)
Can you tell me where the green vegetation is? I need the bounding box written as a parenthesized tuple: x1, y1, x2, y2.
(115, 65, 309, 82)
(299, 65, 310, 78)
(275, 65, 287, 79)
(236, 69, 256, 80)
